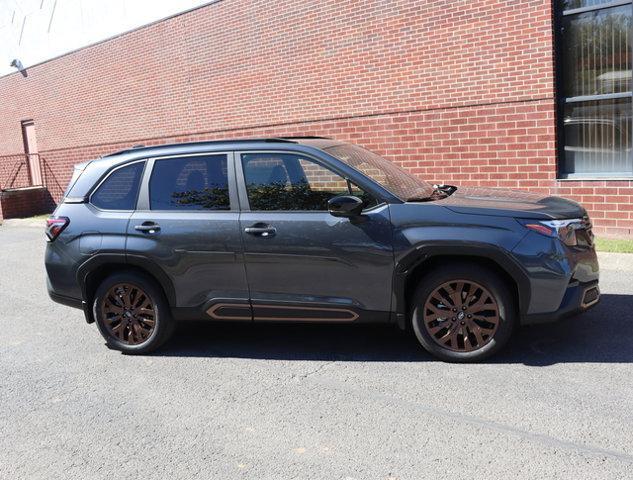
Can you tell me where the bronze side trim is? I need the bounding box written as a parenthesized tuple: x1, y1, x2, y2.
(253, 304, 359, 322)
(206, 303, 252, 321)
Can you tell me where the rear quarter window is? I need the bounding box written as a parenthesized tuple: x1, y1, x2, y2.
(63, 165, 86, 198)
(90, 162, 145, 210)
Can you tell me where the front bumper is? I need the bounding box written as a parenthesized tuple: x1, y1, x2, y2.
(521, 280, 600, 325)
(511, 228, 600, 324)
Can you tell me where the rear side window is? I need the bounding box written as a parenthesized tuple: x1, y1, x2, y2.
(149, 154, 230, 210)
(90, 162, 144, 210)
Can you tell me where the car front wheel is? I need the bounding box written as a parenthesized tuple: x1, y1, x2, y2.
(410, 264, 516, 362)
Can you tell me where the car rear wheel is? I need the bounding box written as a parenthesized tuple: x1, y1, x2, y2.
(93, 271, 175, 354)
(410, 264, 516, 362)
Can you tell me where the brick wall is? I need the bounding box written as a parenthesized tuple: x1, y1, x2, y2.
(0, 187, 55, 220)
(0, 0, 631, 235)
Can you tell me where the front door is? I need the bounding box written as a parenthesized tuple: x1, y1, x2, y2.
(21, 120, 43, 186)
(127, 152, 251, 320)
(237, 151, 394, 322)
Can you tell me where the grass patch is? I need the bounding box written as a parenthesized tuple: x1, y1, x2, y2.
(595, 237, 633, 254)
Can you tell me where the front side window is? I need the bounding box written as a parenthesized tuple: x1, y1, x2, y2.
(558, 0, 633, 177)
(149, 155, 230, 210)
(241, 153, 376, 211)
(91, 161, 144, 210)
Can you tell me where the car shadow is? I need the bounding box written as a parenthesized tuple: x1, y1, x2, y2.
(155, 294, 633, 365)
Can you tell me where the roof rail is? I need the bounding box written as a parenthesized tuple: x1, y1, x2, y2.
(102, 138, 300, 157)
(278, 136, 332, 140)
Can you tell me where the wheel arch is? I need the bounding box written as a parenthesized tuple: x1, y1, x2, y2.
(76, 253, 176, 323)
(393, 243, 530, 330)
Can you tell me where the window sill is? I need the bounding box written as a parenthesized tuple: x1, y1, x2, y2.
(557, 176, 633, 182)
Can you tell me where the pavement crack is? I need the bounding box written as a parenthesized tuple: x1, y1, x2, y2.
(309, 377, 633, 465)
(292, 360, 337, 381)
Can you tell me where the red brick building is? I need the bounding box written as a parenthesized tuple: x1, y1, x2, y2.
(1, 0, 631, 236)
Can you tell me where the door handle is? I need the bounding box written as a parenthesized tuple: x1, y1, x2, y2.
(135, 222, 161, 234)
(244, 223, 276, 237)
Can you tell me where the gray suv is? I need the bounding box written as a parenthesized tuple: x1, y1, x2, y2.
(45, 138, 600, 362)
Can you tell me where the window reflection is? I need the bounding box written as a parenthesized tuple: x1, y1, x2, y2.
(241, 153, 376, 211)
(563, 98, 632, 175)
(150, 155, 230, 210)
(562, 0, 623, 10)
(562, 5, 631, 97)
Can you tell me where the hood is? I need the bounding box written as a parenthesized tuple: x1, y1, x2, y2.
(429, 187, 585, 220)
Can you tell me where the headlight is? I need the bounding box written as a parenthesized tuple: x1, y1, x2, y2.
(518, 218, 584, 246)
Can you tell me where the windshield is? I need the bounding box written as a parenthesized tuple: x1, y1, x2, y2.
(323, 143, 435, 201)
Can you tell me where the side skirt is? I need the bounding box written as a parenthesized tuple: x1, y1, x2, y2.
(172, 300, 390, 323)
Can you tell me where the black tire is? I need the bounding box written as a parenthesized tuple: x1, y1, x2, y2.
(410, 263, 516, 362)
(93, 271, 175, 354)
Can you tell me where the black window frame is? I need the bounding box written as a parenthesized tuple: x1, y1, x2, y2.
(88, 160, 146, 212)
(555, 0, 633, 179)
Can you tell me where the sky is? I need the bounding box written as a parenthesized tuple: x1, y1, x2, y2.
(0, 0, 211, 77)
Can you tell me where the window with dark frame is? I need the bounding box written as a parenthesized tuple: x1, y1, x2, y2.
(558, 0, 633, 178)
(241, 153, 377, 211)
(91, 162, 145, 211)
(149, 155, 230, 211)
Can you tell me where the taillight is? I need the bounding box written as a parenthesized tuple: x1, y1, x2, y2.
(46, 217, 70, 242)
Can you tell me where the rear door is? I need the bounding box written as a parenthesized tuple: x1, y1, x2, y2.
(127, 152, 251, 320)
(236, 150, 394, 322)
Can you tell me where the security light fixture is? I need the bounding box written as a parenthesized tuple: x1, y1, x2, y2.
(10, 59, 27, 77)
(10, 59, 24, 71)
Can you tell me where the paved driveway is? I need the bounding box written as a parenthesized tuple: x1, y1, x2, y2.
(1, 224, 633, 479)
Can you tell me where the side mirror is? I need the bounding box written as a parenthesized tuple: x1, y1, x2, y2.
(328, 195, 364, 218)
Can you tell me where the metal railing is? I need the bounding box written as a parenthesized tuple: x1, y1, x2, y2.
(0, 153, 44, 191)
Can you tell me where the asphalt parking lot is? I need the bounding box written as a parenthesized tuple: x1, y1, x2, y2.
(1, 223, 633, 479)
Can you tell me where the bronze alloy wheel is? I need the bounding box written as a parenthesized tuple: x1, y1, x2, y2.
(422, 280, 500, 352)
(100, 283, 157, 345)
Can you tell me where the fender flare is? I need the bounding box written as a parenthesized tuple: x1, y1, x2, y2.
(76, 253, 177, 307)
(392, 241, 531, 329)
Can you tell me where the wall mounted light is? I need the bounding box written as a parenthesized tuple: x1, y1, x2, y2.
(10, 58, 27, 77)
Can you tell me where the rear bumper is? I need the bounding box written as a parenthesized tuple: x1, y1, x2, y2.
(521, 280, 600, 325)
(48, 289, 83, 310)
(47, 276, 97, 323)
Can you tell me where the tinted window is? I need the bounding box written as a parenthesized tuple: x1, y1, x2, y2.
(241, 153, 376, 211)
(563, 98, 632, 174)
(561, 5, 631, 98)
(91, 162, 144, 210)
(150, 155, 230, 210)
